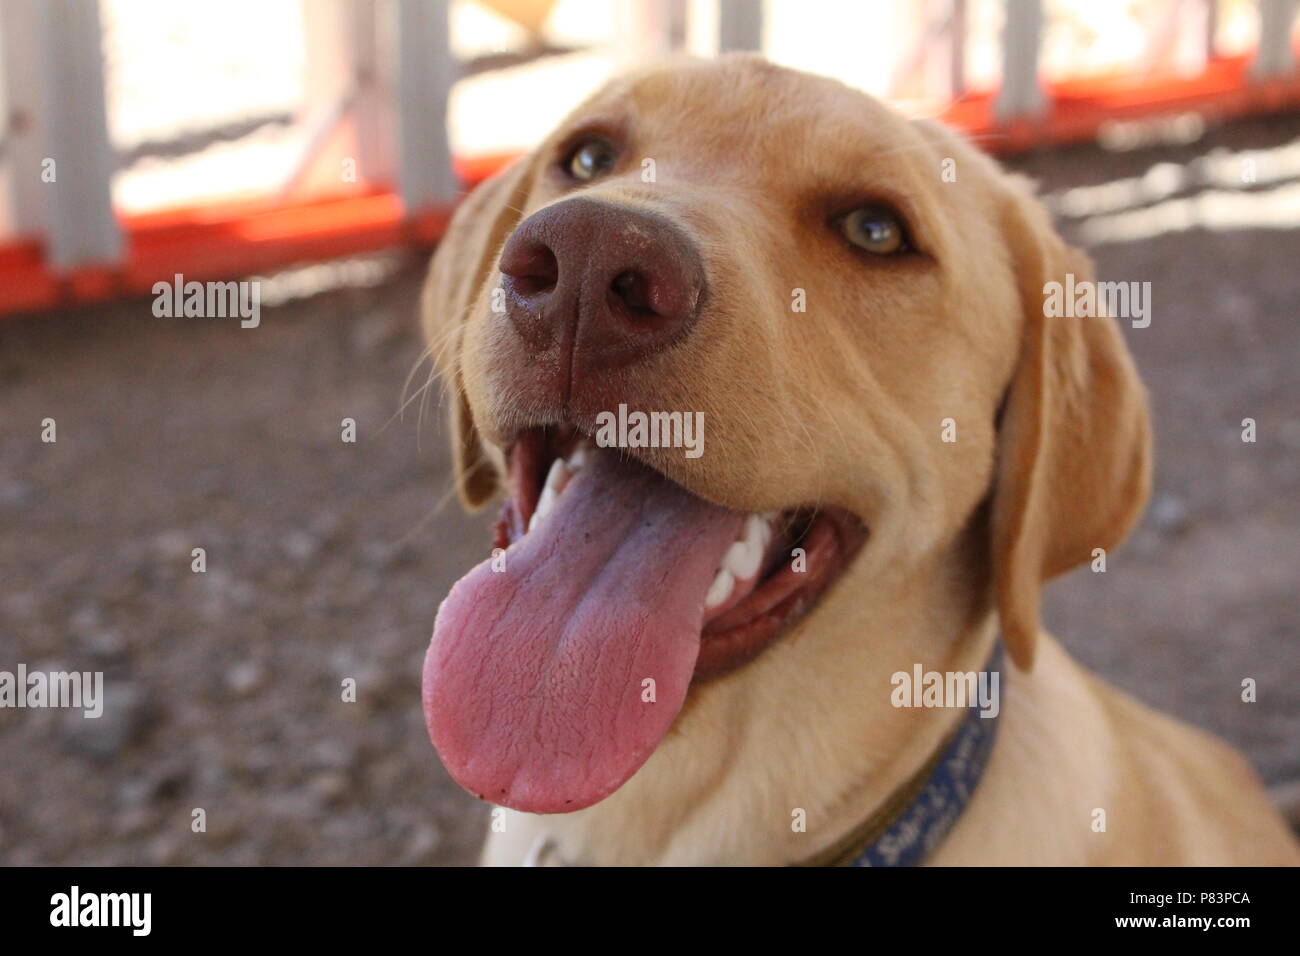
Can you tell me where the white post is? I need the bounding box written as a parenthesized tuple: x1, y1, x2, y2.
(616, 0, 686, 63)
(348, 0, 397, 188)
(950, 0, 967, 101)
(718, 0, 763, 53)
(35, 0, 123, 269)
(395, 0, 458, 214)
(1204, 0, 1218, 61)
(1252, 0, 1297, 80)
(995, 0, 1046, 122)
(0, 0, 46, 239)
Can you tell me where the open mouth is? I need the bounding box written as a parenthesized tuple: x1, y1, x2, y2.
(422, 425, 866, 813)
(493, 427, 866, 677)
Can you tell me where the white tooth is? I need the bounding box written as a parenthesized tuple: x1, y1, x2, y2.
(543, 458, 569, 493)
(723, 539, 761, 580)
(533, 485, 557, 526)
(567, 444, 587, 470)
(721, 514, 768, 580)
(704, 568, 734, 610)
(527, 460, 572, 534)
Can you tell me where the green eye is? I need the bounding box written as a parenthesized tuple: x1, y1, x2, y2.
(840, 205, 907, 255)
(565, 138, 618, 181)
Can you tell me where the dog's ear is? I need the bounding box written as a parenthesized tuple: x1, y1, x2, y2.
(990, 180, 1152, 670)
(421, 154, 541, 509)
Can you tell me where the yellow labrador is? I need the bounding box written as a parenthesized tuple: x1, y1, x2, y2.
(418, 55, 1298, 866)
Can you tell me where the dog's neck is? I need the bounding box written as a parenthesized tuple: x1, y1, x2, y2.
(526, 527, 1000, 866)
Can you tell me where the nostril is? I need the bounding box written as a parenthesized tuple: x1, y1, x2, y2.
(501, 242, 559, 298)
(610, 270, 654, 316)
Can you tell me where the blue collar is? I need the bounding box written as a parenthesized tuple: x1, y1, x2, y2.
(800, 643, 1004, 867)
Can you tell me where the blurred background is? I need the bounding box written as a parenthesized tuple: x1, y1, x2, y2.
(0, 0, 1296, 865)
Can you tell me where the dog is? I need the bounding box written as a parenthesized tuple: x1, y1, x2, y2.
(418, 54, 1299, 866)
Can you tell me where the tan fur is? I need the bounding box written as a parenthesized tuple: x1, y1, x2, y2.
(421, 55, 1299, 866)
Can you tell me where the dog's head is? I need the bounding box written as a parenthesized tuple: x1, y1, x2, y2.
(421, 55, 1150, 815)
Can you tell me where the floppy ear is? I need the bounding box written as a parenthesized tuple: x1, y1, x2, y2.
(421, 154, 541, 509)
(991, 181, 1152, 670)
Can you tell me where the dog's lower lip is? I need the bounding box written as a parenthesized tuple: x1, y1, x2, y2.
(494, 426, 867, 680)
(695, 509, 864, 677)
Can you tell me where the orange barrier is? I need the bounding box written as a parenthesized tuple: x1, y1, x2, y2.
(0, 187, 452, 316)
(2, 52, 1298, 318)
(944, 52, 1300, 150)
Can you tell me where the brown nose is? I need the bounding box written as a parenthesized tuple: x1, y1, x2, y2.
(497, 197, 705, 378)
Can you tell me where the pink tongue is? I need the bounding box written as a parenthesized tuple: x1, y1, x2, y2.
(423, 449, 744, 813)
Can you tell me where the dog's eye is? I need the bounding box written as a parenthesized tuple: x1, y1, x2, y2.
(564, 137, 619, 181)
(839, 205, 908, 255)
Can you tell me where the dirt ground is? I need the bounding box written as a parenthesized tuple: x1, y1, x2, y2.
(1, 113, 1297, 865)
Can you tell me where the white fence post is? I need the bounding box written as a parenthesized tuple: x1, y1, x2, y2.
(395, 0, 458, 214)
(718, 0, 763, 53)
(1252, 0, 1298, 80)
(349, 0, 397, 188)
(995, 0, 1046, 122)
(36, 0, 122, 270)
(0, 0, 46, 239)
